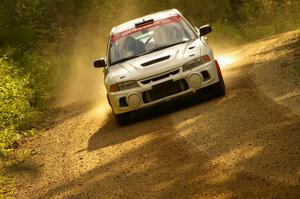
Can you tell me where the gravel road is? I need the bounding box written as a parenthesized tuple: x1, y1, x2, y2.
(8, 31, 300, 199)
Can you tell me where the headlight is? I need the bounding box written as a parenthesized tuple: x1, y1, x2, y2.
(110, 81, 139, 92)
(182, 55, 211, 72)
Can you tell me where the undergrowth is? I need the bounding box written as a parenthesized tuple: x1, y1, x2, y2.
(0, 56, 40, 197)
(292, 30, 300, 77)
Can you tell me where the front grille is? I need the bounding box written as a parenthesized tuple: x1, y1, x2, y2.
(142, 79, 189, 103)
(141, 69, 180, 84)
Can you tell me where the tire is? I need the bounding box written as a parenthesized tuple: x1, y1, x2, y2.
(114, 112, 132, 126)
(210, 70, 226, 97)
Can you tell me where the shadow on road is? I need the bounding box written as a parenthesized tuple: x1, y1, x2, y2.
(88, 91, 216, 151)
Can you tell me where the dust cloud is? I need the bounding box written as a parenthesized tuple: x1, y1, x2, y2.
(53, 34, 106, 107)
(53, 1, 140, 108)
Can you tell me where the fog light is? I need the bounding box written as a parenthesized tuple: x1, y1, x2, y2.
(127, 94, 141, 108)
(189, 73, 203, 88)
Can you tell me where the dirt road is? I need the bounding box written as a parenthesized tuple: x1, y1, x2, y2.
(8, 31, 300, 199)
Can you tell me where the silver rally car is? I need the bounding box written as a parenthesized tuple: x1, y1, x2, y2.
(94, 9, 225, 125)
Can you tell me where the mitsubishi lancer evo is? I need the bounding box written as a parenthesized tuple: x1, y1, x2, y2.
(94, 9, 225, 125)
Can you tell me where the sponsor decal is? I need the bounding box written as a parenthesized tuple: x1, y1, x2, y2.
(111, 15, 182, 42)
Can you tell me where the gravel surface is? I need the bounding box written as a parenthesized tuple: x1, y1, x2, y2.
(7, 31, 300, 199)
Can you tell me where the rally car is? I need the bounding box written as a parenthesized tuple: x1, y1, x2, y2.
(94, 9, 225, 125)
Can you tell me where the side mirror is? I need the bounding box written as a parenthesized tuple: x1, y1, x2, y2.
(199, 25, 212, 37)
(94, 58, 107, 68)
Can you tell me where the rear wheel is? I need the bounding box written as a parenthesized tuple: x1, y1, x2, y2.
(114, 112, 132, 126)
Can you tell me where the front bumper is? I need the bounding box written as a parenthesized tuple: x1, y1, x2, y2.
(107, 60, 220, 114)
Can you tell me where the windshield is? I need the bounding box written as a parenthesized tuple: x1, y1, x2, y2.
(109, 15, 197, 65)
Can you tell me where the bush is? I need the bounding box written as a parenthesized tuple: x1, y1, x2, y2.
(0, 58, 34, 129)
(0, 57, 38, 163)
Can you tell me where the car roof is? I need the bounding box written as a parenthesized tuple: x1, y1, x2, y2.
(111, 9, 182, 35)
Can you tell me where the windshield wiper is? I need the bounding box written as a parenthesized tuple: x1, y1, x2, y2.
(143, 40, 189, 55)
(111, 55, 142, 65)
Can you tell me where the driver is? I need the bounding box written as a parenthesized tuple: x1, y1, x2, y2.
(121, 36, 145, 57)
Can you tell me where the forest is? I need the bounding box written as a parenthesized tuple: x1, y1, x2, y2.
(0, 0, 300, 164)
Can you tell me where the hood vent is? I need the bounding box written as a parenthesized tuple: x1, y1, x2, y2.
(141, 55, 170, 67)
(141, 69, 180, 84)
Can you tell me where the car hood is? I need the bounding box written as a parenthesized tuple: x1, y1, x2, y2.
(106, 39, 205, 84)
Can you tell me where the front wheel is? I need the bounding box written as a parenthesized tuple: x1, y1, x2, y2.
(210, 72, 225, 97)
(114, 112, 132, 126)
(210, 60, 225, 97)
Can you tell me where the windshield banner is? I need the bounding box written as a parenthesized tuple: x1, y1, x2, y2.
(111, 15, 182, 42)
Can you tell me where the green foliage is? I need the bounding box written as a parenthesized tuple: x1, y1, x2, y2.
(0, 57, 38, 167)
(0, 58, 34, 129)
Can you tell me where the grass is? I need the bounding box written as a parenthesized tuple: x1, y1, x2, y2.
(0, 175, 14, 199)
(293, 30, 300, 77)
(294, 58, 300, 77)
(0, 128, 38, 198)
